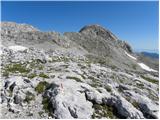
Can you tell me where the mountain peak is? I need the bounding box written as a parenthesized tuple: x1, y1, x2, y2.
(79, 24, 118, 41)
(79, 24, 106, 31)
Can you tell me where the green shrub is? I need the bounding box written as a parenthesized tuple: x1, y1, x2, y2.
(66, 76, 82, 82)
(35, 81, 49, 94)
(42, 97, 50, 113)
(5, 63, 30, 73)
(92, 104, 115, 119)
(42, 96, 53, 117)
(39, 73, 49, 78)
(28, 73, 37, 79)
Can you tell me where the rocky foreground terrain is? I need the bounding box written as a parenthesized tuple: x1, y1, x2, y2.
(0, 22, 159, 119)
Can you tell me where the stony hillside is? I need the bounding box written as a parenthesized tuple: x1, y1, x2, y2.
(0, 22, 159, 119)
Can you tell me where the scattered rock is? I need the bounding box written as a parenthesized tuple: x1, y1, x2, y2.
(0, 22, 158, 119)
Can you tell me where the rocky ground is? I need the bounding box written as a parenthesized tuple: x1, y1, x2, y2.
(0, 22, 159, 119)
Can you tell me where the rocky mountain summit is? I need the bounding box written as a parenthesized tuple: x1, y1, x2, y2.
(0, 22, 159, 119)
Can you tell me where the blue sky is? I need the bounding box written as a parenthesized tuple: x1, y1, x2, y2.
(1, 1, 159, 52)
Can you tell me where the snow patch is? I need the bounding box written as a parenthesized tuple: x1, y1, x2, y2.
(8, 45, 27, 52)
(125, 51, 137, 60)
(138, 63, 157, 72)
(0, 49, 2, 55)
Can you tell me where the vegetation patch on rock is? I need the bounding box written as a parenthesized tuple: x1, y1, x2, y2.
(92, 104, 116, 119)
(35, 81, 49, 94)
(141, 75, 158, 84)
(42, 96, 54, 117)
(28, 73, 37, 79)
(3, 63, 30, 75)
(39, 73, 50, 79)
(66, 76, 82, 82)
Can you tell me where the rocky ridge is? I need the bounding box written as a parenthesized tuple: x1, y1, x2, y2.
(0, 22, 159, 119)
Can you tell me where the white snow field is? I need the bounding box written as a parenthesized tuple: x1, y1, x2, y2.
(138, 63, 157, 72)
(8, 45, 28, 52)
(125, 51, 137, 60)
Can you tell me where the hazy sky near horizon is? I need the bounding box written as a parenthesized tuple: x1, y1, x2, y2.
(1, 1, 159, 51)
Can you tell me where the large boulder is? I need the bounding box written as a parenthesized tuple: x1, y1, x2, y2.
(103, 92, 144, 119)
(44, 80, 94, 119)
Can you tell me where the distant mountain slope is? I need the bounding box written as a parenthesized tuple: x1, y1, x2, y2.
(136, 52, 159, 71)
(141, 52, 159, 59)
(64, 24, 140, 72)
(1, 22, 158, 73)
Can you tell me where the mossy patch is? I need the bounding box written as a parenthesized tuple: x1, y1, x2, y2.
(42, 97, 50, 113)
(39, 73, 49, 79)
(35, 81, 49, 94)
(4, 63, 30, 74)
(66, 76, 82, 82)
(92, 104, 115, 119)
(42, 96, 53, 117)
(28, 73, 37, 79)
(141, 75, 158, 85)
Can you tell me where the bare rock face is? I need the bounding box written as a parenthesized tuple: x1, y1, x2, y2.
(44, 81, 94, 119)
(79, 24, 118, 41)
(1, 22, 39, 33)
(117, 40, 133, 53)
(0, 22, 159, 119)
